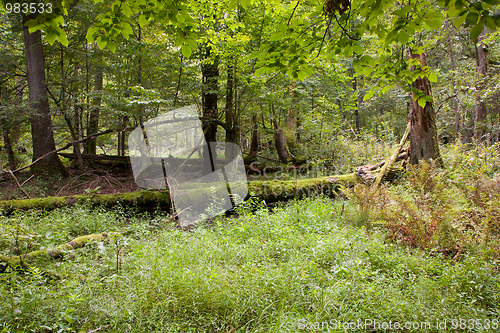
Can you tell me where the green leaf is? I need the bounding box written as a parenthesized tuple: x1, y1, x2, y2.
(58, 33, 69, 47)
(494, 14, 500, 27)
(352, 44, 363, 54)
(175, 36, 184, 47)
(453, 14, 467, 28)
(138, 14, 148, 27)
(470, 21, 484, 41)
(484, 15, 497, 30)
(363, 90, 375, 101)
(465, 12, 479, 26)
(398, 30, 410, 44)
(96, 36, 107, 50)
(483, 0, 500, 5)
(240, 0, 251, 9)
(418, 97, 427, 108)
(120, 22, 133, 40)
(255, 67, 268, 76)
(424, 19, 442, 29)
(107, 41, 117, 53)
(182, 44, 192, 58)
(46, 32, 57, 45)
(176, 13, 185, 23)
(428, 73, 437, 82)
(297, 71, 307, 81)
(122, 3, 132, 17)
(270, 32, 285, 41)
(86, 26, 99, 43)
(186, 39, 197, 50)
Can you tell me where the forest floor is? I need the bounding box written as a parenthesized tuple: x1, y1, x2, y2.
(1, 197, 499, 332)
(1, 142, 500, 332)
(0, 167, 141, 200)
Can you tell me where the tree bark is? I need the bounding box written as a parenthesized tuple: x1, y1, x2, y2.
(474, 27, 488, 142)
(273, 119, 290, 163)
(87, 48, 103, 154)
(408, 48, 444, 168)
(22, 13, 68, 177)
(201, 48, 219, 173)
(225, 57, 238, 161)
(353, 76, 361, 135)
(2, 128, 16, 171)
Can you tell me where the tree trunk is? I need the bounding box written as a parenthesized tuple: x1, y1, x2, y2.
(87, 48, 103, 154)
(287, 84, 298, 148)
(273, 119, 290, 163)
(474, 27, 488, 142)
(201, 48, 219, 173)
(445, 21, 460, 138)
(408, 48, 444, 168)
(2, 128, 16, 171)
(22, 13, 68, 177)
(225, 57, 238, 161)
(246, 114, 260, 162)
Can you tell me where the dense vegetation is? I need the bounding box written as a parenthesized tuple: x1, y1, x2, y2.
(1, 0, 500, 332)
(0, 143, 499, 332)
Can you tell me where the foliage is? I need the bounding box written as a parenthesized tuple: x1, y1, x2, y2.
(1, 197, 499, 332)
(348, 142, 500, 254)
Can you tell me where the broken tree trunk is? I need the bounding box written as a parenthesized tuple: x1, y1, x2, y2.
(373, 122, 411, 187)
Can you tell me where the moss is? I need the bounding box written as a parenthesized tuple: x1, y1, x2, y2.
(0, 172, 368, 213)
(247, 173, 360, 203)
(0, 190, 172, 214)
(0, 232, 116, 270)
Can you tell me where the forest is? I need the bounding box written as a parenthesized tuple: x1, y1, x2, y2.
(1, 0, 500, 331)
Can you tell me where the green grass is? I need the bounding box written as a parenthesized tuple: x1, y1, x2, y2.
(1, 197, 499, 332)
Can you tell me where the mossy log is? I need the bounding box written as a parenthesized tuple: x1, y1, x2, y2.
(0, 190, 173, 214)
(0, 168, 402, 214)
(0, 232, 115, 273)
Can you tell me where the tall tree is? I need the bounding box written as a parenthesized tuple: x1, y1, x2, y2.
(87, 47, 103, 154)
(408, 48, 443, 167)
(22, 13, 68, 177)
(201, 47, 219, 172)
(474, 26, 488, 141)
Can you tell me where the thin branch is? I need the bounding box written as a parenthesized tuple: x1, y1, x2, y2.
(1, 128, 126, 176)
(313, 16, 333, 60)
(333, 13, 360, 40)
(8, 170, 31, 198)
(287, 1, 301, 26)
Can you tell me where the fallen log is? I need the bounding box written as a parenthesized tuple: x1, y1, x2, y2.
(0, 190, 173, 214)
(0, 167, 403, 214)
(58, 153, 130, 163)
(0, 232, 117, 273)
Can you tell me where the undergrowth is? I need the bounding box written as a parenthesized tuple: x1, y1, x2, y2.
(1, 141, 499, 332)
(347, 141, 500, 256)
(1, 195, 499, 332)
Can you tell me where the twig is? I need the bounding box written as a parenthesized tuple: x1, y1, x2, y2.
(8, 170, 31, 198)
(332, 13, 360, 41)
(314, 16, 333, 59)
(87, 325, 109, 333)
(287, 0, 301, 26)
(350, 124, 358, 140)
(20, 175, 34, 187)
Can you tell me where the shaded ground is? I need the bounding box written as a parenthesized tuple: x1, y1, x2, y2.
(0, 167, 141, 200)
